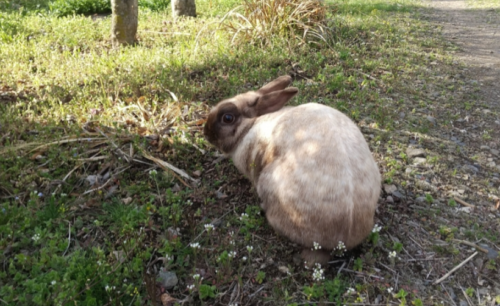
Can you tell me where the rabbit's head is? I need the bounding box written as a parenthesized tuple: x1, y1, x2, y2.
(203, 75, 298, 154)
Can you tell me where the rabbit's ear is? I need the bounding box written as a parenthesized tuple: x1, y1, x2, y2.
(255, 87, 298, 116)
(257, 75, 293, 95)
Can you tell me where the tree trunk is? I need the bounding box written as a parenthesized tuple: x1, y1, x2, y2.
(111, 0, 138, 46)
(172, 0, 196, 18)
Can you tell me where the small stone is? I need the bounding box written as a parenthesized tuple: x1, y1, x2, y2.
(415, 196, 426, 203)
(122, 197, 132, 205)
(158, 271, 178, 290)
(416, 180, 435, 191)
(383, 184, 398, 194)
(405, 168, 412, 174)
(480, 145, 490, 150)
(426, 115, 436, 125)
(399, 112, 405, 119)
(487, 161, 496, 168)
(192, 170, 202, 177)
(386, 196, 394, 203)
(278, 266, 290, 274)
(491, 149, 499, 156)
(413, 157, 427, 165)
(392, 190, 406, 200)
(462, 164, 479, 174)
(407, 148, 426, 158)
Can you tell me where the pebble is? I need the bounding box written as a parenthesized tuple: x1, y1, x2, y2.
(491, 149, 499, 156)
(416, 180, 435, 191)
(415, 196, 426, 203)
(487, 161, 496, 168)
(413, 157, 427, 165)
(426, 115, 437, 125)
(407, 148, 426, 158)
(386, 196, 394, 203)
(383, 184, 398, 194)
(480, 145, 490, 150)
(392, 190, 405, 200)
(158, 271, 178, 290)
(461, 164, 479, 174)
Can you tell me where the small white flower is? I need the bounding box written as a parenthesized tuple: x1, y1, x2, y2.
(61, 193, 68, 197)
(51, 280, 56, 285)
(246, 245, 253, 253)
(387, 287, 393, 293)
(190, 242, 200, 249)
(123, 278, 127, 283)
(186, 200, 193, 206)
(149, 169, 157, 176)
(165, 254, 173, 262)
(97, 260, 102, 266)
(229, 231, 235, 236)
(389, 251, 397, 259)
(336, 241, 346, 250)
(312, 263, 325, 281)
(312, 242, 321, 250)
(228, 251, 237, 259)
(32, 233, 41, 242)
(346, 287, 355, 294)
(105, 285, 111, 291)
(187, 284, 195, 290)
(193, 274, 201, 280)
(204, 224, 214, 231)
(242, 256, 247, 261)
(239, 213, 249, 221)
(229, 240, 235, 245)
(372, 224, 382, 233)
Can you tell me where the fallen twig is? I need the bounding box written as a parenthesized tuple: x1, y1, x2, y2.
(341, 268, 384, 280)
(29, 137, 106, 153)
(140, 150, 197, 187)
(453, 197, 475, 208)
(96, 129, 131, 163)
(433, 251, 478, 285)
(453, 239, 498, 259)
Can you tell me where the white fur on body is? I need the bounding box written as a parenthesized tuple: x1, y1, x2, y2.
(230, 103, 380, 250)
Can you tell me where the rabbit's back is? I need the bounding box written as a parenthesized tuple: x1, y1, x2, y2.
(232, 103, 380, 250)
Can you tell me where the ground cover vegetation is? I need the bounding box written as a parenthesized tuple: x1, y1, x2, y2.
(0, 0, 499, 305)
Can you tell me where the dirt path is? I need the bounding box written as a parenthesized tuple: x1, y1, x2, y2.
(427, 0, 500, 100)
(426, 0, 500, 117)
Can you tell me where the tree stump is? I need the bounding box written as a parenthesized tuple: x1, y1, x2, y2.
(172, 0, 196, 18)
(111, 0, 138, 46)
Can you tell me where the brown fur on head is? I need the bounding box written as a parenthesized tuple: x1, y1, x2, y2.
(203, 75, 298, 154)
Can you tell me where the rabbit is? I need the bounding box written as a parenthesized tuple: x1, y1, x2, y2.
(203, 75, 381, 266)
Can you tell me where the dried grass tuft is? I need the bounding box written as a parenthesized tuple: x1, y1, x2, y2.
(221, 0, 328, 46)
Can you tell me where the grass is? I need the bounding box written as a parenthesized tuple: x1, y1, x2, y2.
(1, 0, 500, 305)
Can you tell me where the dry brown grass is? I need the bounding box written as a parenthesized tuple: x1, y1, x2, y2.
(221, 0, 328, 46)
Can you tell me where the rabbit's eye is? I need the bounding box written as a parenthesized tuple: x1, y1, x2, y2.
(222, 113, 235, 124)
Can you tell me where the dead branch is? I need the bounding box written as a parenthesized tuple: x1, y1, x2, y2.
(433, 251, 478, 285)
